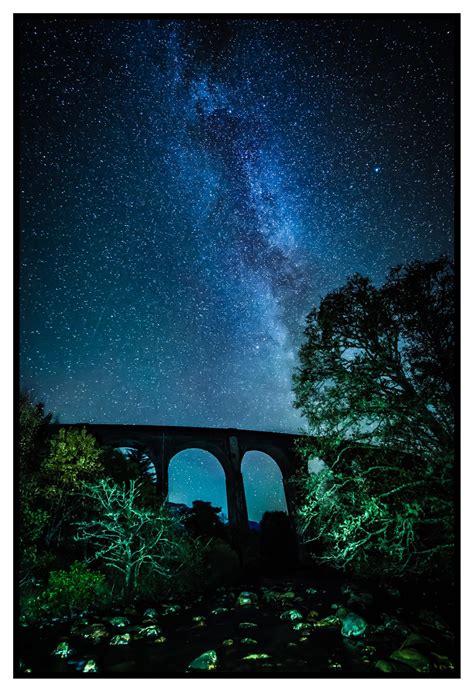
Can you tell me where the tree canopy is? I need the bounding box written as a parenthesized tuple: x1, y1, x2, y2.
(292, 257, 455, 578)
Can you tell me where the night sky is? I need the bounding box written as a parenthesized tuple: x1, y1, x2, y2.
(18, 17, 455, 517)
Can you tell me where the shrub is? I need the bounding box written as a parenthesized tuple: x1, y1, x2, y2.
(20, 561, 108, 623)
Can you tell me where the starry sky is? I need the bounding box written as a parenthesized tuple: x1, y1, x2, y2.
(18, 17, 456, 515)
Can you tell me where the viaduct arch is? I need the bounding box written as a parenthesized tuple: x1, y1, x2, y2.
(52, 424, 304, 530)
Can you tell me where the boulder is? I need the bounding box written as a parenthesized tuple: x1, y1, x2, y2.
(51, 642, 71, 658)
(280, 609, 303, 621)
(110, 633, 131, 646)
(211, 607, 229, 615)
(390, 647, 430, 672)
(341, 612, 367, 638)
(109, 616, 130, 628)
(192, 615, 206, 627)
(136, 625, 162, 638)
(239, 622, 258, 629)
(313, 615, 341, 628)
(188, 650, 218, 671)
(236, 591, 258, 607)
(81, 623, 109, 641)
(82, 660, 97, 673)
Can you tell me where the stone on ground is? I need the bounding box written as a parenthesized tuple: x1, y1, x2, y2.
(341, 612, 367, 638)
(188, 650, 218, 671)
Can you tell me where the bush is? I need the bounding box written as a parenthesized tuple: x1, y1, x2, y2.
(20, 561, 109, 623)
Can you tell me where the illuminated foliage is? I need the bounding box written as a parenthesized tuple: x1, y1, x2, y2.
(21, 561, 108, 622)
(40, 427, 105, 545)
(75, 478, 206, 597)
(292, 257, 455, 577)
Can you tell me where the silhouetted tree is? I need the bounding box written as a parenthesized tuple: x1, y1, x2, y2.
(260, 511, 298, 572)
(183, 500, 226, 540)
(292, 257, 455, 578)
(18, 392, 53, 585)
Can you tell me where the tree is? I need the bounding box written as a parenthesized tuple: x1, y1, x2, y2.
(75, 478, 205, 598)
(40, 427, 105, 545)
(183, 500, 226, 540)
(18, 392, 53, 585)
(292, 257, 455, 578)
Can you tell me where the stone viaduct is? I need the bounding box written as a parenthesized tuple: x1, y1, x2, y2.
(52, 424, 304, 530)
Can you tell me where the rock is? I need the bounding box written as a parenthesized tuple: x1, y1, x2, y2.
(70, 618, 89, 635)
(347, 591, 374, 609)
(328, 661, 342, 669)
(293, 622, 311, 632)
(307, 610, 319, 622)
(188, 650, 218, 671)
(236, 591, 257, 607)
(136, 625, 162, 638)
(287, 642, 298, 649)
(262, 590, 280, 603)
(239, 622, 258, 629)
(81, 623, 109, 641)
(306, 587, 318, 595)
(299, 635, 309, 642)
(313, 615, 341, 628)
(390, 647, 430, 672)
(336, 607, 349, 619)
(401, 633, 434, 649)
(124, 606, 137, 616)
(211, 607, 228, 615)
(280, 609, 303, 621)
(143, 608, 158, 620)
(375, 659, 395, 672)
(110, 633, 130, 646)
(242, 653, 270, 660)
(109, 616, 130, 628)
(418, 609, 450, 633)
(281, 591, 296, 601)
(192, 615, 206, 627)
(51, 642, 71, 658)
(163, 604, 181, 615)
(378, 613, 411, 636)
(341, 612, 367, 638)
(431, 652, 455, 671)
(82, 660, 97, 673)
(154, 636, 167, 644)
(361, 645, 377, 657)
(241, 637, 258, 645)
(222, 639, 234, 647)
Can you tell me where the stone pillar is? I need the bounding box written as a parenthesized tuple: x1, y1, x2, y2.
(225, 435, 248, 530)
(282, 474, 297, 521)
(225, 469, 249, 529)
(147, 433, 169, 500)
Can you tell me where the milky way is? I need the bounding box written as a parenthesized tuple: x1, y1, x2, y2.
(19, 17, 455, 435)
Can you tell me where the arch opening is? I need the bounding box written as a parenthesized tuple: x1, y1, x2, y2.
(104, 445, 157, 484)
(241, 450, 288, 524)
(168, 448, 228, 519)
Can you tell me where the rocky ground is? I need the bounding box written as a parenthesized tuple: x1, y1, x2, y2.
(17, 575, 458, 676)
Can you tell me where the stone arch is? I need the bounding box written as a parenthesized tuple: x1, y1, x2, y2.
(99, 436, 158, 483)
(241, 449, 289, 523)
(167, 447, 228, 516)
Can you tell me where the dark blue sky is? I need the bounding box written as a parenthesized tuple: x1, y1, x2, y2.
(19, 17, 455, 435)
